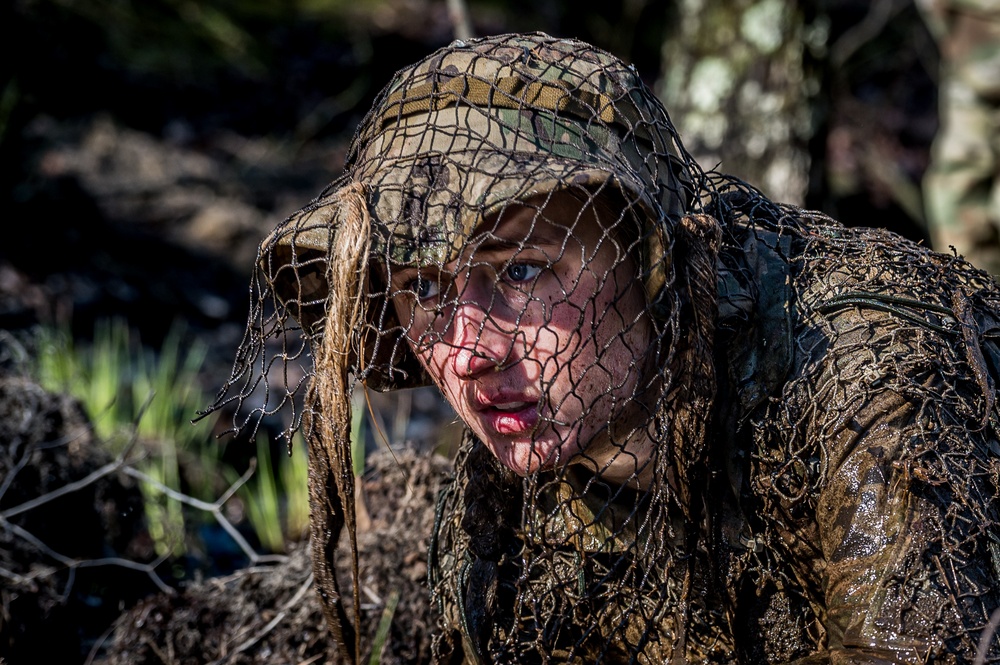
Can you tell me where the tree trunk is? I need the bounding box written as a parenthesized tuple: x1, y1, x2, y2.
(658, 0, 822, 205)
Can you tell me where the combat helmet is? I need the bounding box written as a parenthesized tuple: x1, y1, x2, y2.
(262, 32, 699, 391)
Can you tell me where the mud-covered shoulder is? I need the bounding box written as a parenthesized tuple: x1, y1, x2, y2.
(743, 217, 1000, 662)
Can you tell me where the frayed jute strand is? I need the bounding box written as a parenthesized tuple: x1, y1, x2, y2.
(303, 181, 371, 664)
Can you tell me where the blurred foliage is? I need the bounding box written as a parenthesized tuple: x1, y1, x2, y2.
(35, 319, 216, 556)
(3, 0, 672, 143)
(229, 434, 310, 553)
(6, 0, 394, 143)
(353, 389, 368, 478)
(34, 317, 313, 557)
(370, 589, 402, 665)
(35, 319, 211, 452)
(35, 0, 391, 82)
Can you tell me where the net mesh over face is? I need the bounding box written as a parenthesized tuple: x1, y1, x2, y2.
(209, 32, 1000, 664)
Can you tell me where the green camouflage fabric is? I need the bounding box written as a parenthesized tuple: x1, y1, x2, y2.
(921, 0, 1000, 276)
(210, 33, 1000, 664)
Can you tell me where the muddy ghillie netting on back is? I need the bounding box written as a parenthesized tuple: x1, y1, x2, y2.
(208, 33, 1000, 664)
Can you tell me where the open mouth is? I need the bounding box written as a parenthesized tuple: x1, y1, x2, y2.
(478, 399, 539, 436)
(493, 401, 530, 411)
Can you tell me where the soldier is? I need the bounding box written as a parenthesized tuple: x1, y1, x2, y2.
(920, 0, 1000, 276)
(215, 33, 1000, 663)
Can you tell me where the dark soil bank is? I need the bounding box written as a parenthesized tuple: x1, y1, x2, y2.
(0, 375, 448, 665)
(98, 450, 449, 665)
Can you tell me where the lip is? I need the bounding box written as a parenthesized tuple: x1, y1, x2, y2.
(473, 393, 540, 436)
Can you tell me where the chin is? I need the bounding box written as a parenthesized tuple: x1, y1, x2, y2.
(484, 434, 581, 477)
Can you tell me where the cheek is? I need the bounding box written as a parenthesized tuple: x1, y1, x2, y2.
(554, 276, 651, 410)
(533, 308, 579, 381)
(390, 297, 451, 385)
(534, 280, 602, 408)
(409, 339, 456, 397)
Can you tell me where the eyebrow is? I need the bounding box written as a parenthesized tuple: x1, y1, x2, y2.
(470, 216, 570, 255)
(385, 211, 573, 284)
(386, 263, 436, 285)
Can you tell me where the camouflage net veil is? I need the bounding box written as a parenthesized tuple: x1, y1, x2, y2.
(210, 32, 1000, 664)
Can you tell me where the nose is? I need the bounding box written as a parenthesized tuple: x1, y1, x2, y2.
(449, 299, 511, 379)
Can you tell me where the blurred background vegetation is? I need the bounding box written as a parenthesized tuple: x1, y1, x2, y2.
(0, 0, 937, 593)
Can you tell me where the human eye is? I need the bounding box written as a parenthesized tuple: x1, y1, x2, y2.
(409, 276, 440, 301)
(502, 262, 542, 284)
(391, 267, 442, 305)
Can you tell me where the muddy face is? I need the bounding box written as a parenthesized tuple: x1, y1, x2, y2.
(389, 192, 657, 484)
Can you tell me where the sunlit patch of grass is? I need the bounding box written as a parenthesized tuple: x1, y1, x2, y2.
(236, 436, 284, 553)
(281, 434, 310, 542)
(352, 389, 367, 478)
(32, 318, 354, 561)
(231, 433, 310, 553)
(34, 319, 217, 558)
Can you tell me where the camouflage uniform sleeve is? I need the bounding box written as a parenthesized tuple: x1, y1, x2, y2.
(806, 305, 1000, 663)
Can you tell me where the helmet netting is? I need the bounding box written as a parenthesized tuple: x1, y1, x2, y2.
(207, 32, 1000, 665)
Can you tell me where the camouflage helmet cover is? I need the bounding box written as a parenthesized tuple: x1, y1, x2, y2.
(264, 32, 696, 390)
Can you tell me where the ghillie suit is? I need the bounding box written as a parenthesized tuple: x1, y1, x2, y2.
(211, 33, 1000, 663)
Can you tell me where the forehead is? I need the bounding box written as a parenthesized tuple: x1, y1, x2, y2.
(366, 152, 616, 268)
(386, 191, 612, 271)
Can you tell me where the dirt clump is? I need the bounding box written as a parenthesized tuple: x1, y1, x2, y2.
(0, 376, 152, 664)
(99, 447, 452, 664)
